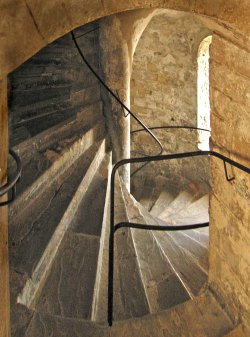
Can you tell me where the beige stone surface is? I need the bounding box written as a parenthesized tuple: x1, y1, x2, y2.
(209, 34, 250, 331)
(0, 77, 10, 337)
(0, 0, 250, 78)
(130, 12, 211, 197)
(223, 325, 247, 337)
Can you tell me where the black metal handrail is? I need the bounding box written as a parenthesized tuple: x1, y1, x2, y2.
(71, 30, 163, 159)
(130, 125, 211, 176)
(108, 150, 250, 326)
(131, 125, 211, 134)
(0, 149, 22, 207)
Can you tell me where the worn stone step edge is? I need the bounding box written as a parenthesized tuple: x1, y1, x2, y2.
(136, 205, 197, 300)
(91, 152, 112, 322)
(179, 229, 208, 250)
(113, 176, 150, 320)
(157, 215, 209, 252)
(122, 187, 190, 314)
(109, 290, 233, 337)
(150, 190, 175, 217)
(157, 220, 209, 275)
(133, 211, 192, 313)
(13, 85, 101, 129)
(133, 196, 209, 274)
(158, 191, 196, 220)
(10, 121, 105, 221)
(17, 139, 107, 309)
(12, 100, 103, 164)
(119, 179, 153, 314)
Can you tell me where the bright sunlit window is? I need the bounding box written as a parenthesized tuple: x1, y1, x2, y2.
(197, 35, 212, 151)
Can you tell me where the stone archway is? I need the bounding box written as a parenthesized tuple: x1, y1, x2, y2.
(0, 2, 250, 336)
(0, 0, 249, 78)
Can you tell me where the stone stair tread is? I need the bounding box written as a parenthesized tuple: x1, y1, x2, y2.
(158, 191, 196, 221)
(70, 153, 110, 237)
(10, 144, 100, 277)
(180, 228, 209, 248)
(135, 197, 209, 263)
(12, 85, 101, 134)
(122, 191, 208, 296)
(91, 154, 112, 323)
(25, 310, 109, 337)
(132, 228, 191, 313)
(112, 177, 150, 321)
(36, 232, 100, 320)
(153, 229, 208, 297)
(165, 230, 208, 272)
(10, 121, 105, 225)
(120, 182, 191, 314)
(163, 194, 209, 224)
(12, 101, 103, 197)
(110, 291, 233, 337)
(150, 190, 175, 217)
(25, 291, 234, 337)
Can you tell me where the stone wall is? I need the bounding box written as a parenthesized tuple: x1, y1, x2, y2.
(209, 34, 250, 329)
(130, 13, 211, 200)
(0, 0, 249, 80)
(8, 21, 101, 147)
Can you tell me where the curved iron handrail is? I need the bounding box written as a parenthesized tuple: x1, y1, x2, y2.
(0, 149, 22, 206)
(114, 221, 209, 233)
(71, 30, 163, 158)
(131, 125, 211, 134)
(108, 150, 250, 326)
(130, 125, 211, 176)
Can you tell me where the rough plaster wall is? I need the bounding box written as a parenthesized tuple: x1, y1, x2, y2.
(8, 21, 101, 147)
(209, 34, 250, 330)
(130, 13, 211, 199)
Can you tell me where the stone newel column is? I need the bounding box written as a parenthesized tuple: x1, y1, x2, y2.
(99, 16, 131, 187)
(99, 10, 156, 188)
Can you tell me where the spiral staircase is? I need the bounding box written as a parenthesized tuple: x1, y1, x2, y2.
(7, 21, 244, 337)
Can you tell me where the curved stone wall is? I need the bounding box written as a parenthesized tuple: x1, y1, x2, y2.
(0, 0, 250, 78)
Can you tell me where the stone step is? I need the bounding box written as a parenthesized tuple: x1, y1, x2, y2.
(112, 177, 150, 321)
(180, 228, 209, 249)
(12, 84, 100, 129)
(164, 194, 209, 225)
(24, 291, 234, 337)
(158, 191, 196, 221)
(150, 190, 175, 217)
(10, 73, 98, 98)
(11, 90, 101, 146)
(10, 118, 105, 223)
(19, 150, 110, 321)
(25, 310, 109, 337)
(164, 230, 208, 272)
(136, 198, 209, 271)
(36, 232, 100, 320)
(70, 152, 110, 236)
(120, 183, 191, 314)
(91, 153, 112, 323)
(14, 140, 107, 309)
(12, 100, 102, 160)
(153, 230, 208, 297)
(110, 291, 233, 337)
